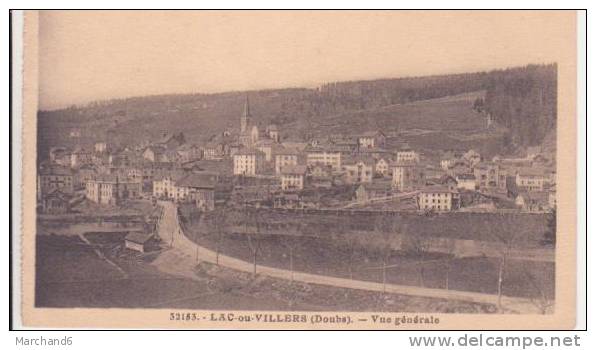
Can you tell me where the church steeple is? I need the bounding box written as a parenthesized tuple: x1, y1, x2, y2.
(241, 94, 251, 133)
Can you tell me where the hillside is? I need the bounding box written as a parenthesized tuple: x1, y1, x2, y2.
(37, 64, 556, 160)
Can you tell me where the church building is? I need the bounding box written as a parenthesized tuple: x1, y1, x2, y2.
(238, 96, 260, 147)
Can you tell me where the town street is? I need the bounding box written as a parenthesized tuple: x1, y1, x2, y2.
(153, 201, 549, 314)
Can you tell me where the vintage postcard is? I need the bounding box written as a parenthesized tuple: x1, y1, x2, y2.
(16, 10, 578, 329)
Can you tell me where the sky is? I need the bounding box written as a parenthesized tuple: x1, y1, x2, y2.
(38, 10, 575, 110)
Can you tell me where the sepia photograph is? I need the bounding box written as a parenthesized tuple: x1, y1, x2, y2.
(15, 9, 579, 329)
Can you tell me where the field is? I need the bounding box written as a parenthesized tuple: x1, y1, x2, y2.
(182, 210, 554, 300)
(35, 232, 497, 312)
(200, 208, 551, 247)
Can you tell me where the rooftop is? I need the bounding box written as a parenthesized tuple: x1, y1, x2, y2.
(39, 165, 73, 176)
(234, 148, 265, 156)
(125, 231, 153, 245)
(175, 172, 216, 189)
(390, 160, 421, 167)
(342, 156, 375, 166)
(456, 173, 477, 180)
(420, 184, 458, 194)
(280, 165, 307, 175)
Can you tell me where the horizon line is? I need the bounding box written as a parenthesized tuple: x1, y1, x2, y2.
(38, 61, 556, 113)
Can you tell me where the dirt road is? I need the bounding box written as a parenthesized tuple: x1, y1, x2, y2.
(153, 201, 549, 314)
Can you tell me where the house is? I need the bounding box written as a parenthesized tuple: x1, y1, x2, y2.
(174, 172, 217, 210)
(515, 191, 551, 212)
(69, 128, 81, 138)
(143, 146, 167, 162)
(446, 159, 472, 178)
(342, 157, 374, 184)
(227, 143, 243, 157)
(163, 149, 181, 163)
(157, 132, 186, 149)
(274, 146, 299, 175)
(256, 138, 277, 162)
(123, 167, 144, 183)
(177, 144, 202, 163)
(281, 141, 308, 154)
(280, 165, 307, 191)
(233, 148, 265, 176)
(331, 137, 359, 154)
(202, 142, 225, 160)
(441, 158, 457, 171)
(305, 147, 342, 171)
(38, 165, 74, 200)
(357, 131, 386, 149)
(109, 149, 137, 167)
(375, 158, 391, 177)
(439, 175, 459, 192)
(456, 173, 477, 191)
(548, 189, 556, 209)
(124, 232, 153, 253)
(463, 149, 482, 167)
(273, 193, 302, 209)
(515, 168, 549, 192)
(395, 147, 420, 163)
(391, 161, 425, 191)
(141, 162, 175, 186)
(152, 171, 186, 199)
(473, 162, 507, 192)
(85, 175, 142, 205)
(418, 185, 460, 211)
(308, 163, 333, 178)
(49, 147, 71, 167)
(354, 182, 392, 204)
(70, 147, 94, 168)
(74, 164, 98, 189)
(440, 150, 462, 170)
(94, 142, 108, 153)
(357, 147, 394, 161)
(266, 124, 280, 143)
(41, 188, 71, 214)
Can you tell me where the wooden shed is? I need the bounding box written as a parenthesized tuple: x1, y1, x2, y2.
(124, 232, 153, 253)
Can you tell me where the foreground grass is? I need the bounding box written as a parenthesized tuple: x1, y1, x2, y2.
(35, 233, 497, 313)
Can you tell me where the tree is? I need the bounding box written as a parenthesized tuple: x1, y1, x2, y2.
(281, 227, 303, 283)
(542, 208, 556, 247)
(522, 269, 555, 314)
(443, 240, 458, 290)
(407, 230, 431, 288)
(473, 97, 485, 112)
(332, 220, 358, 280)
(374, 216, 398, 294)
(208, 208, 228, 266)
(245, 207, 264, 277)
(492, 214, 525, 313)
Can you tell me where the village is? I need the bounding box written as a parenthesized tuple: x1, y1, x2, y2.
(38, 96, 556, 223)
(34, 92, 558, 313)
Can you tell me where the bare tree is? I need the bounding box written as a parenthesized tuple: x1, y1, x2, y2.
(374, 216, 398, 294)
(443, 239, 457, 290)
(332, 220, 358, 280)
(344, 234, 359, 280)
(522, 269, 555, 314)
(405, 227, 430, 287)
(245, 207, 263, 277)
(492, 213, 524, 313)
(207, 208, 228, 266)
(281, 229, 302, 283)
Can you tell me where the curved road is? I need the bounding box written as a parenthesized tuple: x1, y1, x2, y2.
(154, 201, 547, 314)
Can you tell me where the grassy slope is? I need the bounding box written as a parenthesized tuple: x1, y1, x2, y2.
(38, 90, 505, 158)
